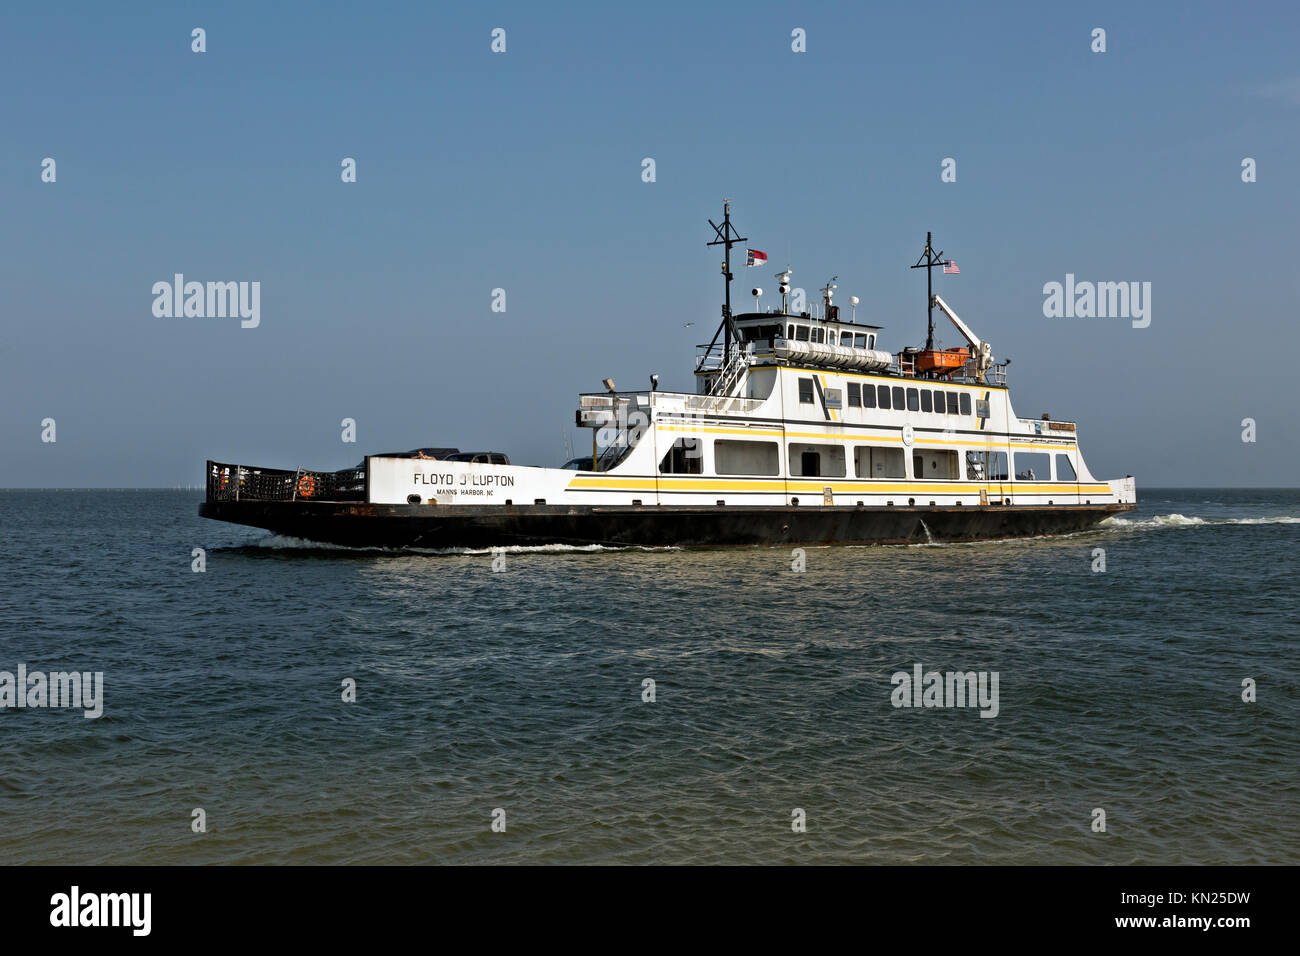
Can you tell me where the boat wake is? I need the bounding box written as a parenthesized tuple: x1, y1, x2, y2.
(1101, 514, 1300, 531)
(236, 535, 679, 555)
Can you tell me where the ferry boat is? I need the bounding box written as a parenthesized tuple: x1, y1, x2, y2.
(200, 202, 1136, 548)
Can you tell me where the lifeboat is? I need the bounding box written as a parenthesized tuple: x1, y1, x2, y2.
(916, 346, 969, 376)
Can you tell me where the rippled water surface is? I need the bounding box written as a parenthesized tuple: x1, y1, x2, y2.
(1, 489, 1296, 864)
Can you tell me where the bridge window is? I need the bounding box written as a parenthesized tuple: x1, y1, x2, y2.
(798, 378, 814, 403)
(795, 325, 810, 342)
(906, 388, 920, 411)
(854, 446, 905, 479)
(863, 383, 877, 408)
(1055, 454, 1077, 481)
(847, 382, 861, 407)
(840, 331, 852, 346)
(877, 384, 891, 409)
(920, 390, 933, 412)
(715, 439, 779, 476)
(854, 333, 867, 349)
(868, 334, 876, 349)
(787, 324, 795, 339)
(960, 393, 972, 415)
(790, 443, 846, 478)
(660, 437, 702, 474)
(811, 327, 824, 344)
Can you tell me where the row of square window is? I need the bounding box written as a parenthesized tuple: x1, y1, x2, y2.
(800, 379, 974, 415)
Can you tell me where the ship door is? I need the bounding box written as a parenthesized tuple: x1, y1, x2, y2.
(801, 451, 821, 477)
(912, 454, 924, 482)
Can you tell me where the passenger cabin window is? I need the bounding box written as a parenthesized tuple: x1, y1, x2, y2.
(1015, 452, 1051, 481)
(660, 437, 702, 474)
(862, 383, 877, 408)
(798, 378, 815, 403)
(892, 386, 905, 410)
(914, 449, 959, 480)
(877, 384, 891, 409)
(854, 446, 905, 479)
(789, 443, 846, 478)
(920, 390, 933, 413)
(1055, 454, 1077, 481)
(960, 393, 972, 415)
(848, 383, 861, 407)
(906, 388, 920, 411)
(946, 391, 959, 414)
(715, 439, 780, 476)
(969, 450, 1009, 481)
(966, 450, 1008, 480)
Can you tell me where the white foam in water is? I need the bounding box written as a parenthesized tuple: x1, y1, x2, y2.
(248, 535, 676, 554)
(1102, 514, 1299, 530)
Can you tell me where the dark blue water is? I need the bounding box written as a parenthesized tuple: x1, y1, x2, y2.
(1, 489, 1296, 864)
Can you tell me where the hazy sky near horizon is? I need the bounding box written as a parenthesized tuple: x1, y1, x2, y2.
(2, 1, 1298, 487)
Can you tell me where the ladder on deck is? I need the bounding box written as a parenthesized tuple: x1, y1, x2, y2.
(710, 346, 751, 399)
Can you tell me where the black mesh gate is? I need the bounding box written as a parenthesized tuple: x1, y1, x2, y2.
(206, 460, 366, 502)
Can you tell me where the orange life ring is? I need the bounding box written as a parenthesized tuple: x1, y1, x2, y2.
(297, 474, 316, 498)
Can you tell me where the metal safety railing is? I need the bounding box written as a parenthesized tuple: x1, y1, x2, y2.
(205, 460, 367, 502)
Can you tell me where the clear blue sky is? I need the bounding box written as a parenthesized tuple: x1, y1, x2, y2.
(2, 0, 1297, 486)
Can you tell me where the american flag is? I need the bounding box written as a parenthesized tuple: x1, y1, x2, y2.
(943, 260, 960, 274)
(746, 249, 767, 267)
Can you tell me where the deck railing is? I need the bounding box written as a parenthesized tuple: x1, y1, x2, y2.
(206, 460, 367, 502)
(697, 341, 1008, 386)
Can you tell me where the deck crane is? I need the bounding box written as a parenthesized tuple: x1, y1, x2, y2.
(929, 293, 994, 383)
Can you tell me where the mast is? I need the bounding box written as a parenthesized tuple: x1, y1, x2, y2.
(707, 199, 747, 365)
(910, 231, 948, 351)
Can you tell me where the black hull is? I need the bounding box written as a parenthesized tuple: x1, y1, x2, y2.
(199, 500, 1134, 549)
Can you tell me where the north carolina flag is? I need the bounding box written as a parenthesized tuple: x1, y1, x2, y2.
(943, 260, 960, 274)
(746, 249, 768, 267)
